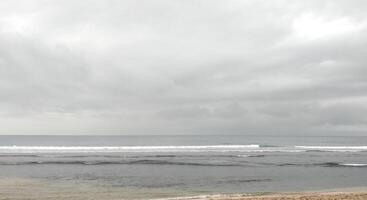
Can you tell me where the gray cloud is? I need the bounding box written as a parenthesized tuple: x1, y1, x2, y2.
(0, 0, 367, 135)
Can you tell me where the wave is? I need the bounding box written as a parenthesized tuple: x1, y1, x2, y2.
(295, 146, 367, 153)
(1, 144, 366, 154)
(277, 162, 367, 168)
(4, 157, 363, 168)
(339, 163, 367, 167)
(128, 160, 239, 166)
(0, 153, 266, 159)
(237, 154, 265, 158)
(237, 150, 306, 153)
(0, 145, 260, 153)
(0, 159, 241, 167)
(305, 149, 367, 153)
(2, 159, 365, 168)
(295, 145, 367, 149)
(259, 144, 280, 148)
(296, 146, 367, 149)
(217, 178, 271, 184)
(319, 162, 367, 167)
(46, 154, 243, 158)
(0, 154, 41, 157)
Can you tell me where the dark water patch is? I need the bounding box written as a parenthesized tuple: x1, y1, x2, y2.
(48, 154, 216, 159)
(247, 155, 265, 158)
(218, 178, 272, 184)
(259, 144, 280, 148)
(275, 162, 329, 167)
(53, 155, 128, 158)
(143, 155, 177, 158)
(306, 150, 331, 153)
(0, 154, 41, 157)
(48, 154, 261, 159)
(128, 159, 241, 166)
(273, 162, 367, 168)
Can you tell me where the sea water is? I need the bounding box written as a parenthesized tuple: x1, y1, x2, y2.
(0, 135, 366, 198)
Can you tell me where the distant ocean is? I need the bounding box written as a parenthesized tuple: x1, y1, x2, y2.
(0, 135, 366, 198)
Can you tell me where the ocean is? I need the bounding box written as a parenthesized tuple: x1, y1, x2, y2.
(0, 135, 366, 198)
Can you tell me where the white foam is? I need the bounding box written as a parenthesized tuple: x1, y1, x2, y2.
(237, 155, 250, 157)
(340, 163, 367, 167)
(235, 149, 306, 153)
(295, 146, 367, 152)
(295, 146, 367, 149)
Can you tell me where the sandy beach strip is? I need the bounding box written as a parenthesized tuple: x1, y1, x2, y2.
(161, 192, 367, 200)
(1, 178, 367, 200)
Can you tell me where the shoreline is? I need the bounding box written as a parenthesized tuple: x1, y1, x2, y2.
(165, 192, 367, 200)
(1, 178, 367, 200)
(156, 189, 367, 200)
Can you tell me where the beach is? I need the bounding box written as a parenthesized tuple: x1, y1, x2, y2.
(2, 0, 367, 199)
(194, 192, 367, 200)
(1, 178, 367, 200)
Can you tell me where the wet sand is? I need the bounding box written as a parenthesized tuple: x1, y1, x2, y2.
(1, 178, 366, 200)
(182, 192, 367, 200)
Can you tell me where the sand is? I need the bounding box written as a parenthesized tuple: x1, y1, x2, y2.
(156, 192, 367, 200)
(0, 178, 366, 200)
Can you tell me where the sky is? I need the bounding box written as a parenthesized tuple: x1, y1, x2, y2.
(0, 0, 367, 135)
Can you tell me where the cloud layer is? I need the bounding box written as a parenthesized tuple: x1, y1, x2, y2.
(1, 0, 367, 135)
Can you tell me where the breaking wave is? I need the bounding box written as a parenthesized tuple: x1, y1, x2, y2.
(0, 145, 260, 153)
(1, 145, 366, 154)
(296, 146, 367, 152)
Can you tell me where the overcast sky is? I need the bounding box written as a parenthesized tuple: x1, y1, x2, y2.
(0, 0, 366, 135)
